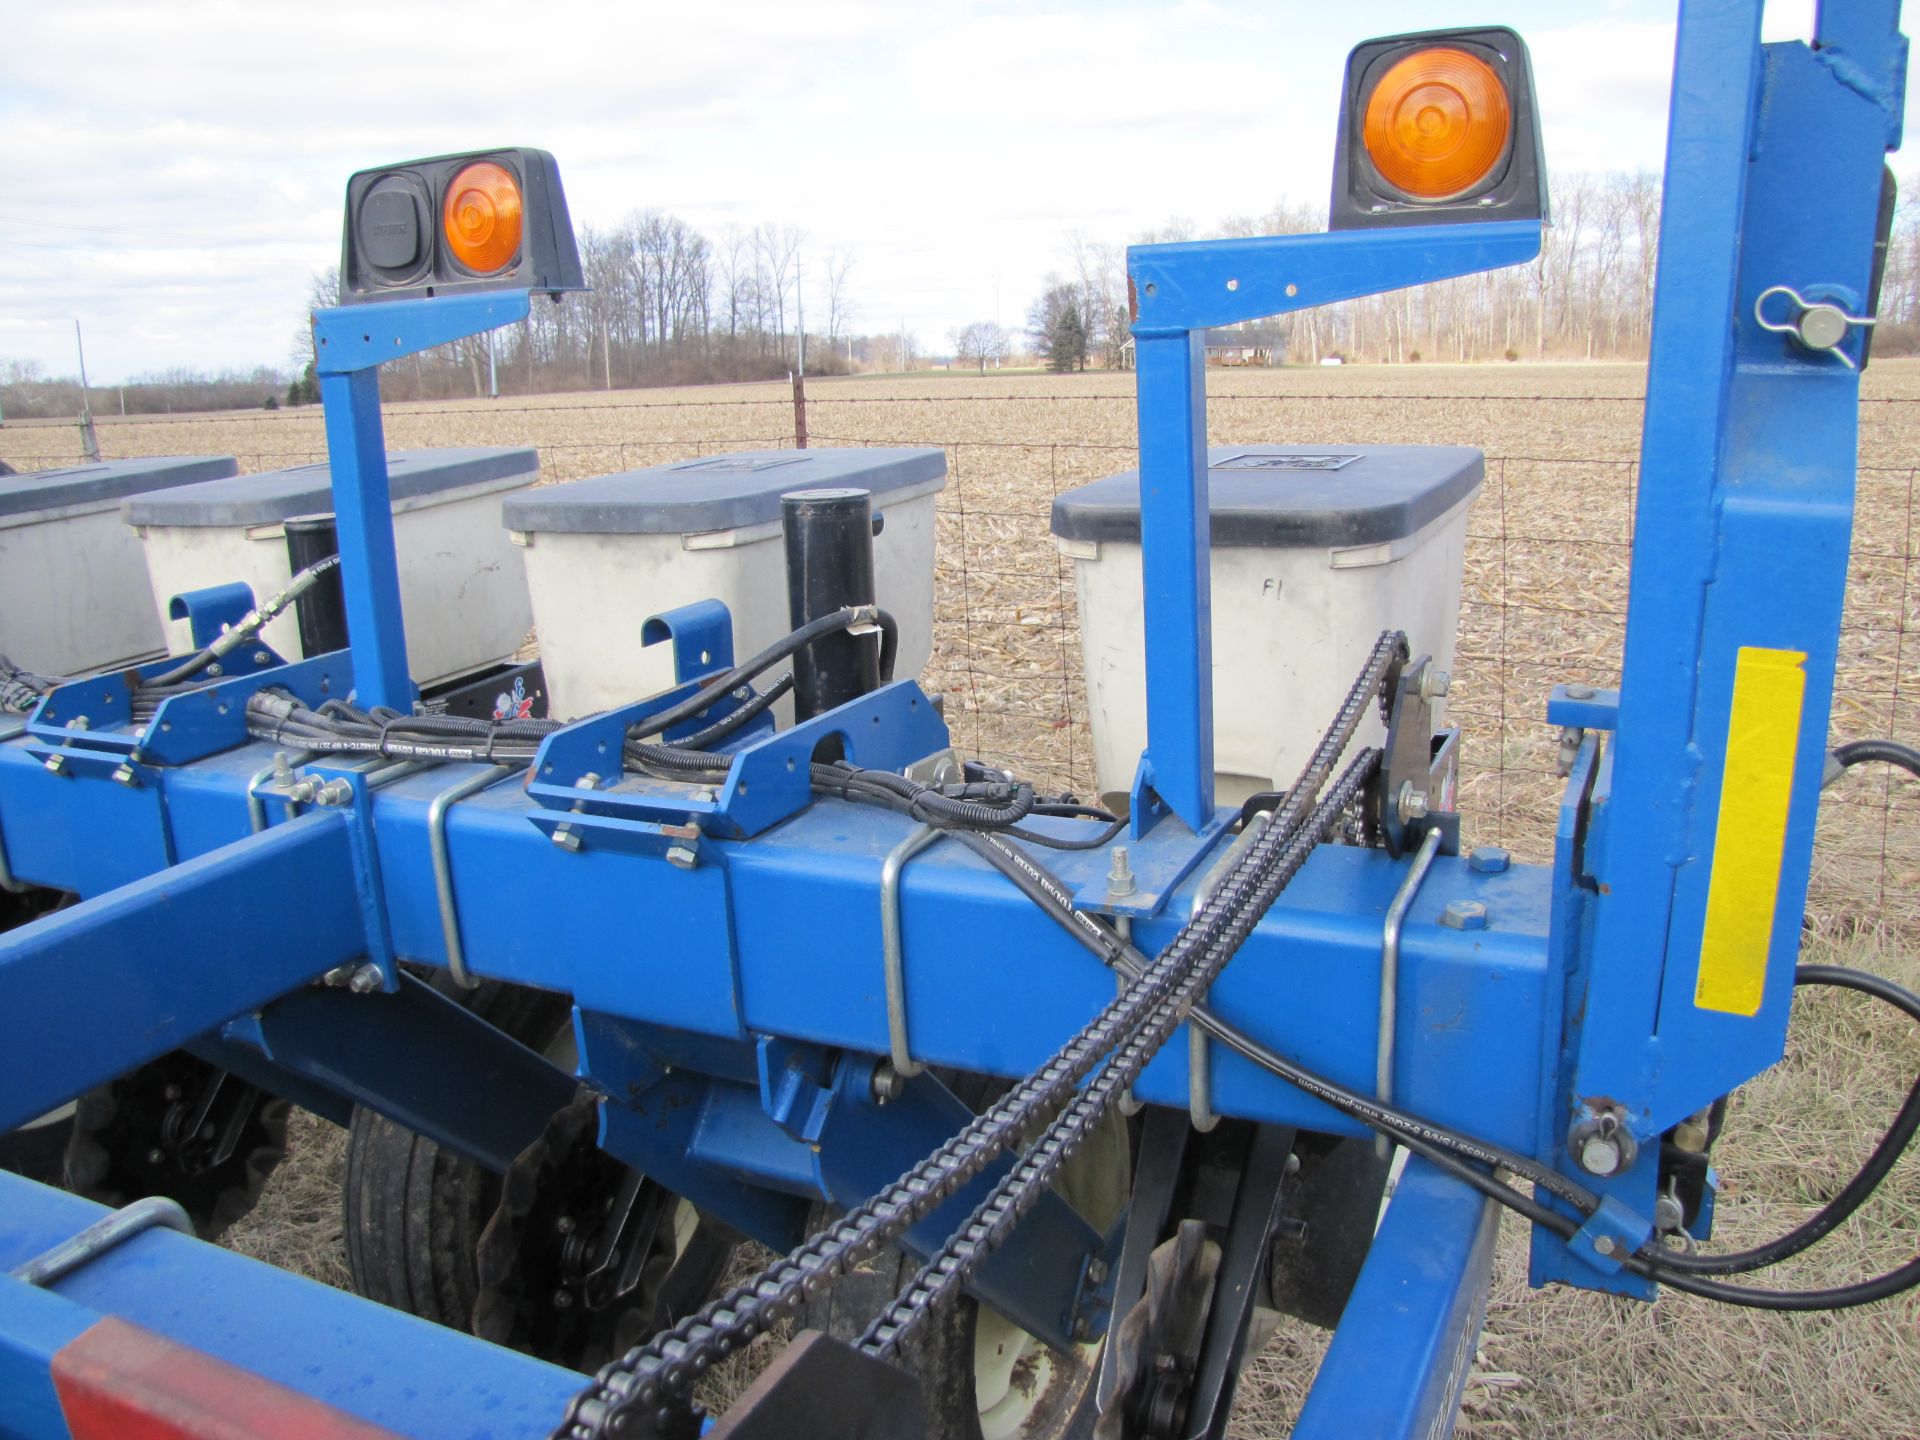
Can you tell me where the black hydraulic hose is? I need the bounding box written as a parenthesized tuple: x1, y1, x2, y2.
(1832, 737, 1920, 776)
(147, 554, 341, 688)
(630, 605, 877, 741)
(666, 673, 795, 750)
(949, 828, 1600, 1212)
(1656, 964, 1920, 1277)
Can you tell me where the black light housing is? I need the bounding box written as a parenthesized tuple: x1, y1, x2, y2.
(338, 147, 584, 304)
(1330, 27, 1548, 231)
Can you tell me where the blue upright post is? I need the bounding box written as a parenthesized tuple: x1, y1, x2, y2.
(1570, 0, 1906, 1132)
(317, 367, 414, 712)
(1132, 329, 1213, 832)
(311, 289, 532, 716)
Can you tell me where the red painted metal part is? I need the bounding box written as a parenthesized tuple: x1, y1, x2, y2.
(51, 1317, 407, 1440)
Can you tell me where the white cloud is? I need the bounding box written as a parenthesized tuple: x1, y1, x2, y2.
(0, 1, 1904, 381)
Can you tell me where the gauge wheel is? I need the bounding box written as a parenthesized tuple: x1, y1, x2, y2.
(804, 1077, 1134, 1440)
(343, 979, 736, 1371)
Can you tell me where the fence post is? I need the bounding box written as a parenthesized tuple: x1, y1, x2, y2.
(792, 371, 809, 450)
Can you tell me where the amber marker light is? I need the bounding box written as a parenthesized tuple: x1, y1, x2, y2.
(443, 161, 524, 274)
(1361, 46, 1511, 201)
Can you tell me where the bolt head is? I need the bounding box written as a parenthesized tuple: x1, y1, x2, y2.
(1468, 846, 1511, 874)
(314, 778, 354, 807)
(43, 755, 66, 775)
(665, 843, 699, 870)
(112, 764, 139, 787)
(551, 826, 583, 852)
(1420, 668, 1451, 701)
(1440, 899, 1488, 931)
(690, 789, 716, 805)
(1564, 683, 1596, 701)
(1593, 1234, 1618, 1257)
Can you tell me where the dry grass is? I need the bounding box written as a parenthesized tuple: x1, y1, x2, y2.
(32, 360, 1919, 1434)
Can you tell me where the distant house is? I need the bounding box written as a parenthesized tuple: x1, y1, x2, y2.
(1202, 327, 1282, 367)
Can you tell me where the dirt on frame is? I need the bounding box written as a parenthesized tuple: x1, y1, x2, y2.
(8, 360, 1918, 1437)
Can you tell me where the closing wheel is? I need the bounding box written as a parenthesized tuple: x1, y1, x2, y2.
(63, 1052, 288, 1240)
(343, 979, 737, 1372)
(806, 1089, 1133, 1440)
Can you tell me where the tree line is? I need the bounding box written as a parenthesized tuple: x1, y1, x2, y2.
(1004, 170, 1920, 369)
(287, 213, 875, 404)
(0, 359, 292, 421)
(14, 167, 1920, 422)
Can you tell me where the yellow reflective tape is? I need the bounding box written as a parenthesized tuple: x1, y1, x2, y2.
(1695, 646, 1807, 1016)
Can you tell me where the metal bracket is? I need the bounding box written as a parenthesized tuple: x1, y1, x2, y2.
(167, 582, 259, 651)
(642, 600, 737, 684)
(529, 680, 950, 844)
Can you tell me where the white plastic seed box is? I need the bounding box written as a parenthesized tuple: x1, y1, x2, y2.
(503, 448, 947, 719)
(126, 447, 539, 685)
(0, 456, 239, 676)
(1050, 445, 1483, 809)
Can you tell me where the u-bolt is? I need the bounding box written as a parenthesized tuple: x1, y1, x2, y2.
(1377, 826, 1443, 1157)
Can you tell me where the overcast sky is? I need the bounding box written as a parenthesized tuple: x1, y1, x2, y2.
(0, 0, 1882, 384)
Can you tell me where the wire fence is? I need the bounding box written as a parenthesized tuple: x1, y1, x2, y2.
(5, 388, 1914, 928)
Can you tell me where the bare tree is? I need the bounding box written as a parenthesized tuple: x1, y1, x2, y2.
(822, 248, 857, 344)
(950, 321, 1010, 373)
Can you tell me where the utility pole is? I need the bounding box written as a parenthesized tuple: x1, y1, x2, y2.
(74, 320, 100, 463)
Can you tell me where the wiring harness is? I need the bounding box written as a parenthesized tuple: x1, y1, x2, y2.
(244, 603, 1130, 851)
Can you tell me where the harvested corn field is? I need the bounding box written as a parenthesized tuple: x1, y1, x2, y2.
(8, 361, 1919, 1437)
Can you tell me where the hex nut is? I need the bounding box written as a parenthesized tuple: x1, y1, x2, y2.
(1565, 683, 1596, 700)
(551, 825, 583, 853)
(1468, 846, 1511, 874)
(348, 964, 385, 995)
(665, 844, 699, 870)
(1439, 899, 1488, 931)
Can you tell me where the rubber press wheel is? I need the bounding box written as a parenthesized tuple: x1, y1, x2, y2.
(804, 1078, 1133, 1440)
(343, 979, 736, 1372)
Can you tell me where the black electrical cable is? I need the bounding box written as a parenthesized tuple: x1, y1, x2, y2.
(945, 822, 1920, 1311)
(947, 827, 1599, 1211)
